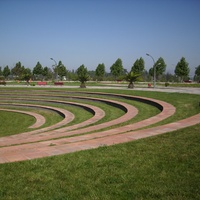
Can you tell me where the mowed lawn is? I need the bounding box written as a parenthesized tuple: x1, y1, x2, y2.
(0, 88, 199, 200)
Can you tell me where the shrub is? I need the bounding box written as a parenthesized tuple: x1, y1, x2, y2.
(165, 82, 170, 87)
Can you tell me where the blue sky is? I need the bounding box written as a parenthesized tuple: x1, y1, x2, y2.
(0, 0, 200, 77)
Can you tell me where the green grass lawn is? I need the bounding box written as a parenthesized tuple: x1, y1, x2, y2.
(0, 111, 35, 136)
(0, 87, 199, 199)
(0, 106, 65, 136)
(0, 124, 199, 200)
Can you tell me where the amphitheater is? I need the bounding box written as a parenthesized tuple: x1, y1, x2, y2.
(0, 86, 200, 163)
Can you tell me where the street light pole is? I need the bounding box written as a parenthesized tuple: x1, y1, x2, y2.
(146, 53, 156, 88)
(50, 58, 57, 81)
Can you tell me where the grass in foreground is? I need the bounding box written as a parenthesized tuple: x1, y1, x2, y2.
(0, 87, 199, 199)
(0, 124, 199, 199)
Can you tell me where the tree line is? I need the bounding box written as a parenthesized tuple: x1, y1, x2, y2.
(1, 57, 200, 85)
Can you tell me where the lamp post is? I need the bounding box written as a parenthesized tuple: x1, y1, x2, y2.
(50, 58, 57, 81)
(146, 53, 157, 88)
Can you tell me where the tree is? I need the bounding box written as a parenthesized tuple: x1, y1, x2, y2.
(0, 67, 2, 76)
(76, 64, 89, 88)
(3, 65, 11, 79)
(67, 70, 78, 81)
(42, 67, 52, 80)
(131, 57, 145, 74)
(57, 61, 67, 80)
(126, 71, 141, 88)
(11, 62, 24, 79)
(33, 62, 43, 80)
(149, 57, 166, 78)
(110, 58, 124, 80)
(95, 63, 105, 81)
(42, 66, 49, 77)
(175, 57, 190, 82)
(155, 57, 166, 77)
(195, 65, 200, 81)
(21, 68, 32, 84)
(156, 57, 166, 76)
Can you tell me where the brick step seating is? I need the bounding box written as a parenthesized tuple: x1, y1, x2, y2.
(0, 92, 175, 147)
(1, 91, 199, 164)
(0, 96, 136, 145)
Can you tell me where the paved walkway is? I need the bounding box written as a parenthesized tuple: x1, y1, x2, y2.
(1, 84, 200, 94)
(134, 86, 200, 94)
(0, 89, 199, 163)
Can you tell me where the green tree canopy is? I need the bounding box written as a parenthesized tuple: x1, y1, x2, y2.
(149, 57, 166, 78)
(21, 68, 32, 82)
(3, 65, 11, 79)
(195, 65, 200, 78)
(11, 62, 24, 78)
(76, 64, 89, 88)
(131, 57, 145, 74)
(42, 66, 49, 77)
(175, 57, 190, 81)
(155, 57, 166, 75)
(42, 66, 52, 80)
(33, 62, 43, 75)
(0, 67, 3, 76)
(148, 68, 154, 77)
(110, 58, 124, 80)
(95, 63, 105, 81)
(57, 61, 67, 79)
